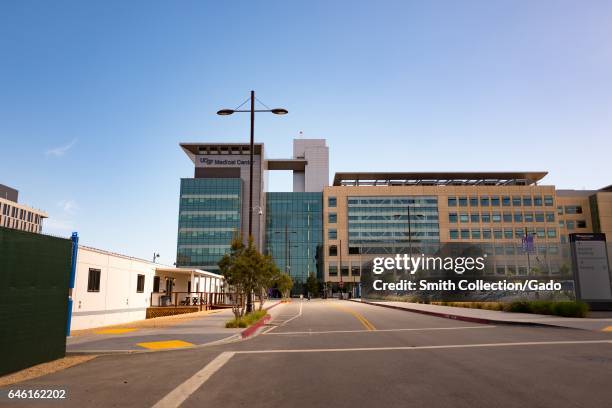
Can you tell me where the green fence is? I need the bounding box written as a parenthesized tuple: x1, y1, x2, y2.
(0, 227, 72, 376)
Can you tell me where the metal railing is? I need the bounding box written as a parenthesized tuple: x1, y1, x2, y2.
(149, 291, 242, 311)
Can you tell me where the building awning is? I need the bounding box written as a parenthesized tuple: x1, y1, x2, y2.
(333, 171, 548, 186)
(155, 267, 224, 279)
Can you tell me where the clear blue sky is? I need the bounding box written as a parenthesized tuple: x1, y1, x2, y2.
(1, 0, 611, 265)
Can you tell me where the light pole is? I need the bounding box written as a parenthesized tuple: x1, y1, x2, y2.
(217, 91, 287, 239)
(218, 91, 287, 314)
(152, 252, 160, 263)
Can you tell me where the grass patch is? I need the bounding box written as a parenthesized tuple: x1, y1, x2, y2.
(225, 310, 268, 328)
(432, 300, 588, 317)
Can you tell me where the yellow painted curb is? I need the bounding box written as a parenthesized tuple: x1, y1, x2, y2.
(94, 328, 138, 335)
(136, 340, 195, 350)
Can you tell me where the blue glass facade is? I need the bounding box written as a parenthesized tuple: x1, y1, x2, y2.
(265, 192, 323, 289)
(347, 196, 440, 254)
(176, 178, 242, 271)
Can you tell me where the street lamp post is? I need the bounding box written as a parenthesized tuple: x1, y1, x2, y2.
(217, 91, 287, 313)
(217, 91, 288, 238)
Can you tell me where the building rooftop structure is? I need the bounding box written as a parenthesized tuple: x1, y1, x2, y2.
(332, 171, 548, 187)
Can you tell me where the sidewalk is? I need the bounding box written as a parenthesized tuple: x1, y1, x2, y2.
(67, 300, 282, 353)
(354, 299, 612, 332)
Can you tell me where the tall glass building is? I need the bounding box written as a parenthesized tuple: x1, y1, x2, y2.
(265, 192, 323, 291)
(176, 178, 241, 272)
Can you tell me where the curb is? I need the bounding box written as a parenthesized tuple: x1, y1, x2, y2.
(353, 299, 555, 327)
(238, 300, 283, 339)
(240, 314, 271, 339)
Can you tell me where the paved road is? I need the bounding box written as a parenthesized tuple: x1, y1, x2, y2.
(2, 299, 612, 408)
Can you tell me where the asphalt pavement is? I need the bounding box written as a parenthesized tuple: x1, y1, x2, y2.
(1, 299, 611, 408)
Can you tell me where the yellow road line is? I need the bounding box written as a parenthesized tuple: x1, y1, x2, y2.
(137, 340, 195, 350)
(94, 328, 138, 335)
(332, 305, 376, 331)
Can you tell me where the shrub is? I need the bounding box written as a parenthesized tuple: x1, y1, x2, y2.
(225, 310, 268, 328)
(551, 301, 588, 317)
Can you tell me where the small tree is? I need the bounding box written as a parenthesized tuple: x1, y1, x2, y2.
(255, 254, 281, 310)
(306, 273, 319, 297)
(275, 273, 293, 299)
(218, 236, 247, 319)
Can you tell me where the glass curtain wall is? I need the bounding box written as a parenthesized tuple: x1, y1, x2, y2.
(176, 178, 241, 271)
(348, 196, 440, 255)
(265, 192, 323, 293)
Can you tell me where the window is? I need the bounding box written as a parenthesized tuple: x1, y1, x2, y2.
(481, 212, 490, 223)
(459, 213, 469, 223)
(515, 229, 524, 238)
(450, 230, 459, 239)
(504, 229, 513, 239)
(448, 197, 457, 207)
(329, 245, 337, 256)
(565, 205, 582, 214)
(557, 206, 563, 215)
(536, 228, 546, 238)
(351, 266, 360, 276)
(469, 197, 478, 207)
(502, 196, 511, 206)
(136, 274, 145, 293)
(87, 268, 101, 292)
(491, 196, 500, 206)
(535, 212, 545, 222)
(348, 247, 360, 255)
(559, 220, 565, 228)
(545, 212, 555, 222)
(328, 213, 337, 223)
(328, 229, 337, 240)
(503, 213, 512, 223)
(470, 213, 480, 223)
(577, 220, 587, 228)
(514, 213, 523, 223)
(534, 196, 543, 206)
(458, 197, 468, 207)
(493, 229, 503, 239)
(544, 196, 554, 206)
(482, 229, 491, 239)
(547, 228, 557, 238)
(328, 197, 337, 207)
(329, 263, 338, 276)
(524, 212, 534, 222)
(512, 196, 521, 206)
(471, 229, 481, 239)
(492, 212, 501, 223)
(523, 196, 532, 206)
(480, 196, 490, 206)
(460, 229, 469, 239)
(449, 213, 458, 223)
(341, 266, 349, 276)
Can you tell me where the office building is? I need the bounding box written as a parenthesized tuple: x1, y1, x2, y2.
(323, 172, 612, 291)
(175, 139, 611, 295)
(0, 184, 47, 233)
(176, 140, 328, 284)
